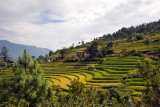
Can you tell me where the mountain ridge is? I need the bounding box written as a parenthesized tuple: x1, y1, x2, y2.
(0, 40, 50, 60)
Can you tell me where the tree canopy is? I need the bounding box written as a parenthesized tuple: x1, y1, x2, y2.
(86, 41, 99, 59)
(0, 46, 9, 62)
(49, 50, 54, 56)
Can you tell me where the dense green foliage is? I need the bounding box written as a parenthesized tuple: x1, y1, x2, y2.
(137, 58, 160, 107)
(86, 41, 99, 60)
(0, 50, 54, 106)
(59, 48, 68, 59)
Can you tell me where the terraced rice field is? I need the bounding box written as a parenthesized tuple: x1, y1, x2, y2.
(40, 56, 149, 96)
(94, 56, 147, 94)
(0, 69, 13, 84)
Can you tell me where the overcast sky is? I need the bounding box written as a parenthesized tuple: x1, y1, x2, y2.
(0, 0, 160, 51)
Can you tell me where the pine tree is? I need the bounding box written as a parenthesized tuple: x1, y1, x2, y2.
(0, 49, 54, 106)
(18, 49, 32, 73)
(0, 46, 9, 62)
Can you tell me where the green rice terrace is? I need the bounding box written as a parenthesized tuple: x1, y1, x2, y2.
(0, 56, 157, 98)
(39, 56, 152, 97)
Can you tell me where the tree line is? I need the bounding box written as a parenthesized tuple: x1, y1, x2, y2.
(102, 19, 160, 41)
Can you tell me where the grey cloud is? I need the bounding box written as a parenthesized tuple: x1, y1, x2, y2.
(85, 0, 160, 35)
(0, 0, 160, 51)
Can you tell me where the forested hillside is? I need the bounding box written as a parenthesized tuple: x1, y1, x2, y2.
(102, 19, 160, 41)
(0, 40, 50, 60)
(53, 19, 160, 60)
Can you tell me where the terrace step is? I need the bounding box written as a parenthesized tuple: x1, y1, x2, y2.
(86, 83, 122, 88)
(126, 82, 145, 86)
(125, 78, 144, 82)
(74, 74, 86, 83)
(123, 86, 145, 92)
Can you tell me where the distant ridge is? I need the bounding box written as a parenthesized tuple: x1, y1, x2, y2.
(0, 40, 50, 60)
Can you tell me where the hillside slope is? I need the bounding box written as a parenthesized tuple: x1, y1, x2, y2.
(54, 19, 160, 58)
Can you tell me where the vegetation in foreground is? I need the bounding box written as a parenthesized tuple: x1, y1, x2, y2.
(0, 50, 160, 107)
(0, 50, 54, 106)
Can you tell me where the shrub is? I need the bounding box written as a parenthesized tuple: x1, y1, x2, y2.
(106, 49, 115, 55)
(99, 58, 106, 64)
(128, 50, 142, 57)
(136, 35, 143, 40)
(136, 58, 160, 106)
(67, 79, 85, 96)
(109, 88, 119, 98)
(88, 65, 96, 71)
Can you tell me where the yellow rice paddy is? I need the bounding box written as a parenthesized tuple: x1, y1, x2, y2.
(63, 75, 78, 80)
(52, 79, 60, 86)
(57, 77, 71, 89)
(75, 74, 86, 83)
